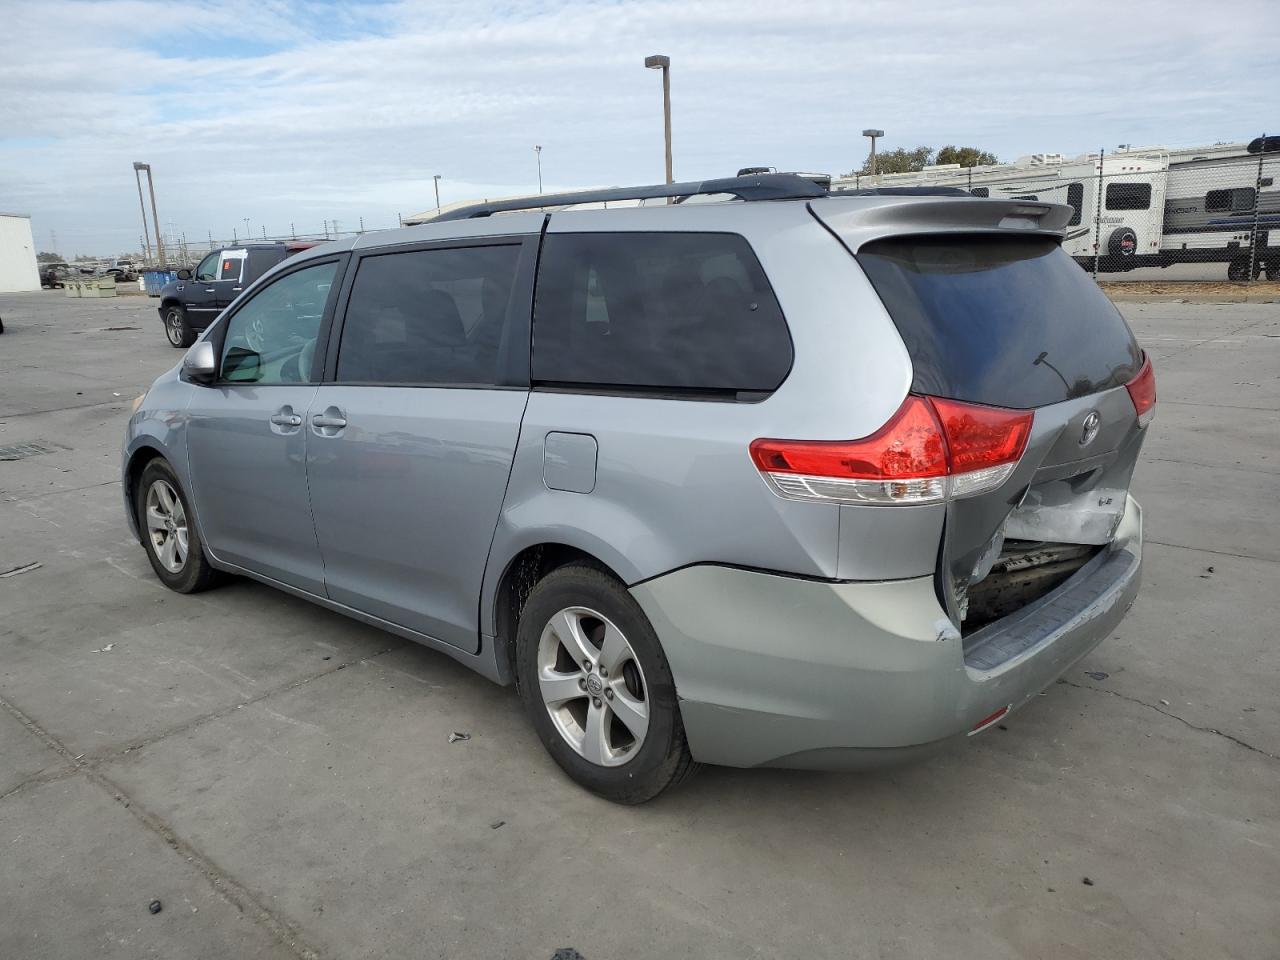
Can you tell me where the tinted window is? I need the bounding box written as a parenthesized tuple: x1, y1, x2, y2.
(194, 252, 218, 282)
(1205, 187, 1256, 213)
(1106, 182, 1151, 210)
(1066, 182, 1084, 226)
(858, 235, 1141, 408)
(219, 256, 242, 281)
(220, 261, 337, 385)
(337, 245, 519, 385)
(533, 232, 791, 394)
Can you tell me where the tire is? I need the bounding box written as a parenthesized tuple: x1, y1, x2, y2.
(1265, 260, 1280, 282)
(134, 458, 219, 593)
(1227, 259, 1250, 282)
(163, 304, 195, 348)
(1106, 227, 1138, 271)
(515, 563, 697, 804)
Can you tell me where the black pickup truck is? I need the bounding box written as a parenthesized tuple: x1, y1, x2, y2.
(157, 241, 314, 347)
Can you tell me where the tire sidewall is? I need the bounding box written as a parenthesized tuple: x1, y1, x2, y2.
(135, 459, 208, 592)
(515, 565, 686, 801)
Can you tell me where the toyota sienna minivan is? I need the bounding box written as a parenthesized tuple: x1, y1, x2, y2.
(123, 175, 1154, 803)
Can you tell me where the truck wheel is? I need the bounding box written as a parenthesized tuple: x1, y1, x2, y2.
(164, 304, 195, 348)
(515, 563, 698, 804)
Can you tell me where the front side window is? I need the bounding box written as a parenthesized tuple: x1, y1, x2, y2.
(220, 261, 337, 385)
(1106, 182, 1152, 210)
(336, 244, 521, 385)
(532, 232, 792, 394)
(194, 252, 219, 282)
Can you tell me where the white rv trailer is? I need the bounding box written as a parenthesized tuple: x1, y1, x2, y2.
(831, 138, 1280, 278)
(830, 152, 1170, 271)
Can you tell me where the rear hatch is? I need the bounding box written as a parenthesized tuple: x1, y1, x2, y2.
(811, 199, 1153, 632)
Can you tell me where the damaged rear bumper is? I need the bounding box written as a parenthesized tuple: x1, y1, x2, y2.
(630, 495, 1142, 770)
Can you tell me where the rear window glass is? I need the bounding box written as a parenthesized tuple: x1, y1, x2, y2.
(532, 232, 792, 394)
(1106, 182, 1151, 210)
(219, 257, 242, 281)
(857, 235, 1141, 408)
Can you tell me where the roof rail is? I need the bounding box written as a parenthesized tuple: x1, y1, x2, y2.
(427, 173, 828, 222)
(832, 186, 972, 198)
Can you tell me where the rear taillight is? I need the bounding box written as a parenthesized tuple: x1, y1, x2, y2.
(750, 396, 1032, 506)
(1125, 353, 1156, 427)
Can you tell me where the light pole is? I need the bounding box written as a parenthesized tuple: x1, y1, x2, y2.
(131, 164, 153, 263)
(644, 54, 673, 186)
(433, 174, 442, 215)
(132, 162, 164, 265)
(534, 145, 543, 194)
(862, 129, 884, 177)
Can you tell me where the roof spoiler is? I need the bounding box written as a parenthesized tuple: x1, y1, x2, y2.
(810, 195, 1076, 246)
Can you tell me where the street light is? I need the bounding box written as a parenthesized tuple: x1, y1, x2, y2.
(130, 164, 153, 263)
(534, 145, 543, 194)
(433, 174, 442, 215)
(644, 54, 673, 186)
(862, 129, 884, 177)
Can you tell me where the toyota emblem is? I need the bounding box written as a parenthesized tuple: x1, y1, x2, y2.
(1080, 411, 1101, 446)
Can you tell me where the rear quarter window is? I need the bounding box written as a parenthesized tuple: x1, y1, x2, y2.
(857, 235, 1141, 408)
(532, 232, 792, 395)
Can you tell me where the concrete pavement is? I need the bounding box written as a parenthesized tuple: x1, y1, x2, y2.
(1, 290, 1277, 959)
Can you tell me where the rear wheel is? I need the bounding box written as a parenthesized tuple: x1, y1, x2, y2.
(1227, 259, 1251, 282)
(135, 459, 219, 593)
(164, 304, 195, 348)
(515, 564, 697, 804)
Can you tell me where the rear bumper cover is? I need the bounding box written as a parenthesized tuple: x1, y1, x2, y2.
(630, 495, 1142, 769)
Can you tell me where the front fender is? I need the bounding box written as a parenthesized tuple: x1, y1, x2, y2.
(121, 372, 198, 545)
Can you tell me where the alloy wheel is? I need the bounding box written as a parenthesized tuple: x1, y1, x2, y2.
(144, 478, 189, 573)
(165, 309, 184, 346)
(536, 606, 650, 767)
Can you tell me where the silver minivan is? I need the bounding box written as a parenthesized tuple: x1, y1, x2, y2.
(123, 175, 1154, 803)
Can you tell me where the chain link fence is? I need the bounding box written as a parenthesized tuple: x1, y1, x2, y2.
(834, 133, 1279, 282)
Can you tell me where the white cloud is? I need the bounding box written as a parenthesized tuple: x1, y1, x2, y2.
(0, 0, 1274, 254)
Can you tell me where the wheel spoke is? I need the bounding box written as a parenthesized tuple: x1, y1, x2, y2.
(607, 686, 649, 740)
(156, 482, 174, 514)
(174, 529, 189, 564)
(597, 622, 629, 673)
(549, 609, 596, 667)
(581, 699, 610, 765)
(145, 505, 167, 531)
(159, 535, 177, 571)
(539, 669, 585, 707)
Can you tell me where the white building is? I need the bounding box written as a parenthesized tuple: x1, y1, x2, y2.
(0, 213, 41, 292)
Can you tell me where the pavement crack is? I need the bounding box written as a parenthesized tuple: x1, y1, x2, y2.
(1057, 678, 1277, 760)
(102, 643, 402, 760)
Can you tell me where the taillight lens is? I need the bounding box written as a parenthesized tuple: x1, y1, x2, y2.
(1125, 353, 1156, 427)
(750, 395, 1032, 505)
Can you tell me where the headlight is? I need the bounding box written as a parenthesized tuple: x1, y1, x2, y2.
(130, 393, 147, 414)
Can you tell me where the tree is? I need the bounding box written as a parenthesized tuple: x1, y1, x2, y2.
(935, 145, 999, 168)
(37, 251, 62, 263)
(848, 145, 932, 176)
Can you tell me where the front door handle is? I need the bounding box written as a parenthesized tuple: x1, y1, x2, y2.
(269, 413, 303, 427)
(312, 415, 347, 428)
(205, 287, 215, 293)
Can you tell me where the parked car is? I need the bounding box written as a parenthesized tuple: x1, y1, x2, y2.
(40, 262, 75, 288)
(123, 175, 1154, 803)
(156, 241, 314, 347)
(104, 259, 139, 281)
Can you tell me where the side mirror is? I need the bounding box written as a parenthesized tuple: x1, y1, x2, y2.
(176, 268, 192, 281)
(182, 340, 217, 383)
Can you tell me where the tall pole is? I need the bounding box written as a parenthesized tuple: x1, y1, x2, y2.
(535, 145, 543, 194)
(433, 174, 442, 214)
(645, 55, 673, 187)
(132, 164, 153, 263)
(142, 164, 165, 266)
(862, 129, 884, 178)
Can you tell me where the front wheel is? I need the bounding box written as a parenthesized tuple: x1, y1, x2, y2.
(163, 304, 195, 348)
(516, 564, 697, 804)
(135, 459, 219, 593)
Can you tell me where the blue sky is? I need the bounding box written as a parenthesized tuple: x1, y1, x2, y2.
(2, 0, 1276, 256)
